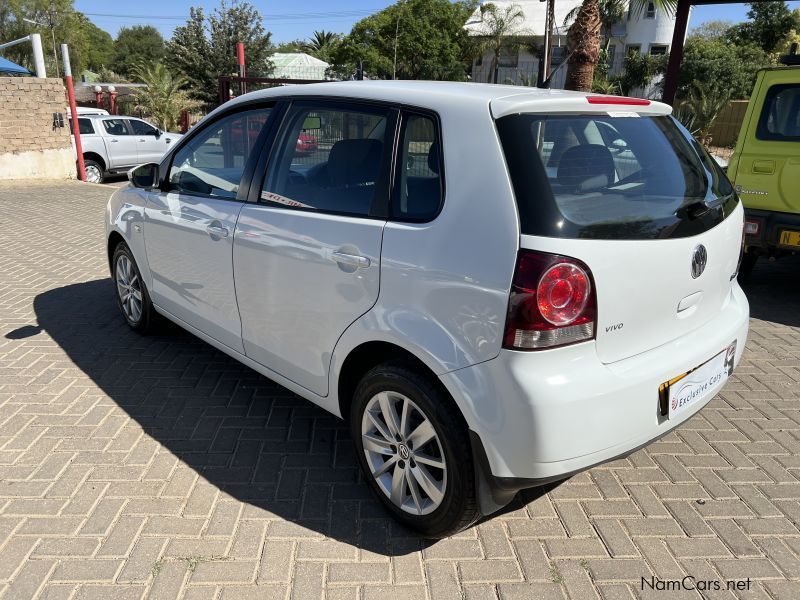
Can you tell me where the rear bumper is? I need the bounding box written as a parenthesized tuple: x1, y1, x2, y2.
(439, 283, 750, 484)
(744, 208, 800, 251)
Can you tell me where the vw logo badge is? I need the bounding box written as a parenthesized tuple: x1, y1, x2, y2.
(691, 244, 707, 279)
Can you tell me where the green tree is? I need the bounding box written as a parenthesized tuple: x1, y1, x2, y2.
(166, 0, 275, 108)
(678, 36, 770, 100)
(275, 39, 305, 53)
(673, 80, 731, 143)
(330, 0, 478, 81)
(727, 1, 798, 54)
(112, 26, 165, 78)
(302, 30, 342, 64)
(688, 20, 733, 41)
(79, 14, 114, 72)
(471, 2, 527, 84)
(564, 0, 675, 92)
(611, 51, 668, 95)
(131, 62, 201, 132)
(0, 0, 90, 76)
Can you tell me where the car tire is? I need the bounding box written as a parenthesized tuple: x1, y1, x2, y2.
(84, 159, 105, 184)
(351, 362, 480, 538)
(112, 242, 156, 333)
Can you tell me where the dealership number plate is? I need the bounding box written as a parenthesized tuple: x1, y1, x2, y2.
(779, 230, 800, 248)
(665, 341, 737, 419)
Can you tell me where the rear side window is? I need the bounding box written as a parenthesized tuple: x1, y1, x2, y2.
(394, 113, 443, 221)
(261, 103, 391, 216)
(102, 119, 130, 136)
(169, 108, 272, 199)
(496, 114, 736, 240)
(756, 84, 800, 141)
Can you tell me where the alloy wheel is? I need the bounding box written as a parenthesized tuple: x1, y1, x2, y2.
(361, 391, 447, 515)
(115, 254, 143, 324)
(85, 165, 102, 183)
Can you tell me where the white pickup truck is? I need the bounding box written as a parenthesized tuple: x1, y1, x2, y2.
(70, 113, 182, 183)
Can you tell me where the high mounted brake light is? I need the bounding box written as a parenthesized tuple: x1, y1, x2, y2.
(586, 96, 651, 106)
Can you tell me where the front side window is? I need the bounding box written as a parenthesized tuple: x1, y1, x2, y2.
(102, 119, 130, 136)
(261, 103, 390, 216)
(131, 120, 158, 136)
(169, 108, 272, 199)
(496, 113, 736, 240)
(756, 84, 800, 141)
(394, 114, 442, 221)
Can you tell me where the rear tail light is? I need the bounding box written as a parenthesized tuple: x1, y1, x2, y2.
(503, 250, 597, 350)
(744, 219, 760, 235)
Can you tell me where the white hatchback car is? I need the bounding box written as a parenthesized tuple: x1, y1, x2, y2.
(106, 81, 749, 537)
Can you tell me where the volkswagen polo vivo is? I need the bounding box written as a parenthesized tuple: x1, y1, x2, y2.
(106, 81, 749, 537)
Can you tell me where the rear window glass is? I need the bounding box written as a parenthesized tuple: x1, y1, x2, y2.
(69, 118, 95, 135)
(756, 84, 800, 141)
(496, 114, 736, 240)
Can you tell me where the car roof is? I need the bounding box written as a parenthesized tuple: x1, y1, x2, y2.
(222, 80, 672, 119)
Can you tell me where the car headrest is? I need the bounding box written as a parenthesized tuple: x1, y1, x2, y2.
(556, 144, 615, 191)
(327, 139, 383, 187)
(427, 142, 440, 175)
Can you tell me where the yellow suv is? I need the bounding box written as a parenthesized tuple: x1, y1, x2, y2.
(728, 55, 800, 277)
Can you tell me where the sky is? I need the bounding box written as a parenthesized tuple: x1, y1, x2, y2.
(73, 1, 800, 44)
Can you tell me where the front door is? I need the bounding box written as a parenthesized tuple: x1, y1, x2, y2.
(143, 106, 273, 353)
(130, 118, 173, 164)
(234, 101, 395, 396)
(101, 118, 138, 168)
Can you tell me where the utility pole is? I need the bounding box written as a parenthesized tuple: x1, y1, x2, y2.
(23, 17, 58, 78)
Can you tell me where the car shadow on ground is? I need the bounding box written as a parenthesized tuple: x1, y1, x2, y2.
(12, 279, 553, 556)
(739, 253, 800, 328)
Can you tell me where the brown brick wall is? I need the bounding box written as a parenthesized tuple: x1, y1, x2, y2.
(0, 77, 71, 155)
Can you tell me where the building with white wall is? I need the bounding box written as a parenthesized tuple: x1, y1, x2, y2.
(465, 0, 677, 90)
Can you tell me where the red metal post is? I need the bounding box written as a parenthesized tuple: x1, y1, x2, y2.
(94, 85, 104, 110)
(237, 42, 246, 96)
(109, 86, 118, 115)
(662, 0, 691, 106)
(62, 44, 86, 181)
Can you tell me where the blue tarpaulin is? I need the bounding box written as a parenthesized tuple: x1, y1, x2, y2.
(0, 56, 32, 75)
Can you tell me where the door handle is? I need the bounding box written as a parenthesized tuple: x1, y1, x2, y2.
(109, 138, 119, 143)
(165, 138, 172, 143)
(332, 251, 370, 269)
(138, 138, 146, 142)
(752, 160, 775, 174)
(206, 224, 229, 239)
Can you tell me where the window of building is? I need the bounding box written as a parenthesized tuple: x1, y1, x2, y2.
(649, 45, 668, 56)
(625, 44, 641, 56)
(498, 46, 519, 68)
(645, 2, 656, 18)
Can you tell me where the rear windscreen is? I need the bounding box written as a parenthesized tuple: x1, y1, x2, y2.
(496, 114, 736, 240)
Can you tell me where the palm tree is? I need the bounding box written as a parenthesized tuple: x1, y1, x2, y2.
(472, 3, 527, 84)
(131, 62, 200, 132)
(565, 0, 627, 51)
(564, 0, 676, 92)
(302, 30, 340, 63)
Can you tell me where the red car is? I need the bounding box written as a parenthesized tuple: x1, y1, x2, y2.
(296, 132, 318, 156)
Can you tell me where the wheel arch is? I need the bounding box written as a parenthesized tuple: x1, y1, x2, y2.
(83, 152, 106, 171)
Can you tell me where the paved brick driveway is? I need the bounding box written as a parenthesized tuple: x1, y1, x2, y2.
(1, 180, 799, 599)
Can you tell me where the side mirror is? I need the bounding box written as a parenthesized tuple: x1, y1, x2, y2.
(154, 129, 162, 138)
(128, 163, 159, 189)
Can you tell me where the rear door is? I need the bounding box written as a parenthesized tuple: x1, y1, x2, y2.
(100, 118, 138, 168)
(234, 100, 395, 396)
(497, 111, 742, 364)
(732, 71, 800, 215)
